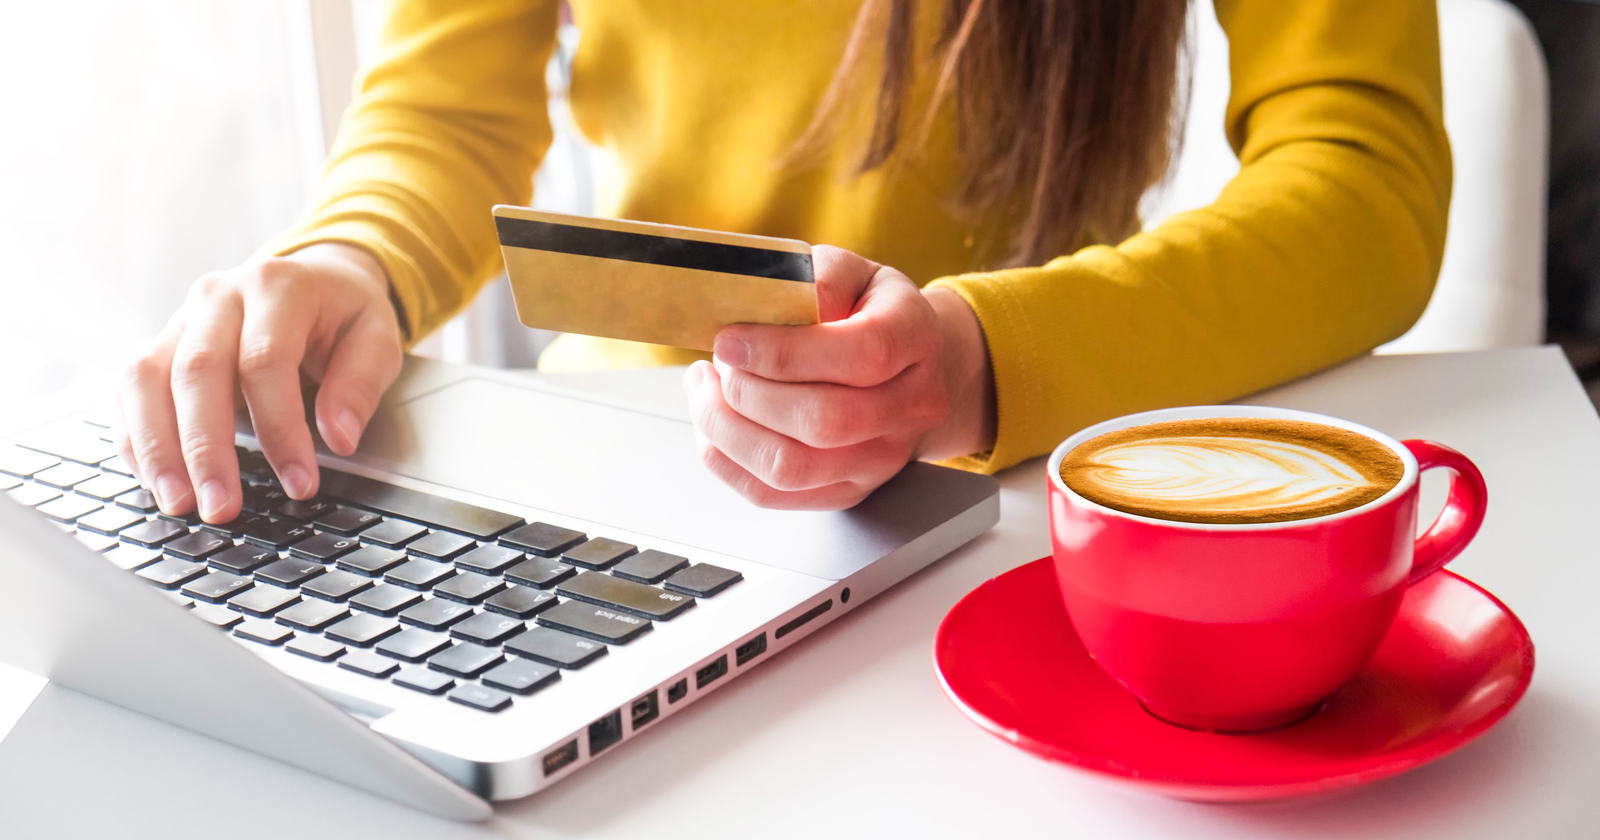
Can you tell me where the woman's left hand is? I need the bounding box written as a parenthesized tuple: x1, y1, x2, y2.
(684, 245, 995, 510)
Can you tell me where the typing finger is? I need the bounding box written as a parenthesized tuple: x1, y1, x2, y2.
(715, 357, 947, 449)
(314, 308, 404, 456)
(237, 270, 320, 499)
(117, 316, 193, 513)
(169, 278, 246, 522)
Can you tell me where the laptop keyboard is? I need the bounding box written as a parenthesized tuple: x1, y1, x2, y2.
(4, 418, 744, 714)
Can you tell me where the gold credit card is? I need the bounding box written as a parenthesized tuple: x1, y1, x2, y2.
(493, 205, 818, 352)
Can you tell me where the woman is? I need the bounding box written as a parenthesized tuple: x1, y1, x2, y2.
(115, 0, 1450, 520)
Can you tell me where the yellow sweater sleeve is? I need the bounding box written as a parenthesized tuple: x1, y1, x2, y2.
(268, 0, 560, 343)
(930, 0, 1452, 474)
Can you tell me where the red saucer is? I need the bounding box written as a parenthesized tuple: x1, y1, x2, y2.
(933, 558, 1534, 802)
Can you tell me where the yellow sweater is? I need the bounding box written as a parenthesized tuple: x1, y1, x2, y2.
(274, 0, 1451, 474)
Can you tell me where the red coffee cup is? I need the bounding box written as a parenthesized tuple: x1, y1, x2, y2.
(1047, 406, 1488, 733)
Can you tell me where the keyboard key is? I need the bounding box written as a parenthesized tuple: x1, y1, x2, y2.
(274, 497, 337, 521)
(209, 544, 281, 575)
(561, 537, 637, 570)
(454, 544, 524, 575)
(0, 474, 19, 491)
(482, 659, 560, 696)
(158, 509, 204, 528)
(558, 571, 695, 620)
(500, 522, 585, 557)
(227, 585, 301, 617)
(75, 505, 145, 536)
(181, 571, 255, 604)
(359, 518, 428, 548)
(99, 454, 135, 476)
(288, 532, 361, 563)
(665, 563, 744, 598)
(338, 649, 400, 678)
(275, 598, 350, 632)
(136, 558, 209, 589)
(163, 531, 234, 561)
(394, 666, 455, 695)
(398, 598, 474, 631)
(504, 556, 576, 590)
(190, 603, 244, 629)
(406, 530, 476, 561)
(235, 449, 275, 483)
(433, 571, 505, 604)
(287, 635, 346, 662)
(447, 684, 513, 713)
(325, 614, 401, 647)
(348, 584, 424, 616)
(0, 446, 58, 477)
(427, 642, 504, 678)
(199, 513, 266, 539)
(337, 545, 408, 577)
(75, 531, 119, 552)
(318, 470, 525, 540)
(242, 519, 315, 550)
(240, 483, 290, 514)
(385, 558, 456, 590)
(505, 627, 607, 669)
(301, 570, 375, 602)
(33, 462, 100, 489)
(114, 488, 160, 513)
(483, 585, 558, 619)
(165, 591, 196, 609)
(120, 518, 188, 548)
(36, 494, 102, 523)
(611, 549, 691, 584)
(313, 506, 382, 536)
(449, 612, 525, 646)
(376, 628, 453, 662)
(254, 557, 326, 588)
(72, 473, 141, 501)
(235, 618, 295, 646)
(8, 484, 61, 508)
(20, 434, 115, 466)
(537, 600, 652, 644)
(105, 545, 161, 571)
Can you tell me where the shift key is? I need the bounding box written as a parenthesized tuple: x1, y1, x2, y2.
(556, 571, 695, 620)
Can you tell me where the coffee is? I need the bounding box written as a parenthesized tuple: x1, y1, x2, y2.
(1059, 417, 1404, 524)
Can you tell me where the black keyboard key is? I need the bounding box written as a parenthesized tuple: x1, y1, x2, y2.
(360, 518, 428, 548)
(447, 684, 513, 713)
(36, 494, 102, 523)
(406, 530, 476, 561)
(241, 483, 290, 514)
(165, 592, 195, 610)
(163, 531, 234, 561)
(504, 556, 576, 590)
(454, 544, 524, 575)
(287, 635, 346, 662)
(181, 571, 255, 604)
(385, 558, 456, 590)
(338, 650, 399, 678)
(325, 614, 401, 647)
(72, 473, 140, 501)
(209, 544, 281, 575)
(227, 585, 300, 617)
(235, 618, 294, 646)
(611, 549, 691, 584)
(158, 510, 204, 528)
(505, 627, 607, 669)
(242, 519, 315, 550)
(275, 599, 350, 632)
(483, 585, 557, 619)
(0, 445, 58, 477)
(254, 557, 326, 588)
(114, 488, 160, 514)
(190, 603, 244, 629)
(288, 532, 361, 563)
(433, 571, 505, 604)
(665, 563, 744, 598)
(318, 470, 525, 540)
(301, 570, 375, 602)
(200, 514, 268, 539)
(500, 522, 585, 557)
(274, 497, 337, 521)
(136, 558, 209, 589)
(235, 449, 276, 483)
(427, 642, 504, 678)
(349, 584, 424, 616)
(449, 612, 525, 646)
(558, 571, 695, 620)
(337, 545, 408, 577)
(75, 505, 145, 536)
(560, 537, 637, 570)
(8, 484, 60, 508)
(482, 659, 560, 696)
(536, 600, 652, 644)
(394, 666, 455, 695)
(75, 531, 119, 553)
(398, 598, 474, 631)
(20, 435, 114, 466)
(376, 628, 453, 662)
(313, 506, 382, 536)
(105, 545, 161, 571)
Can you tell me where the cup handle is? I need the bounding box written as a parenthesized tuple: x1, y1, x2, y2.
(1402, 440, 1488, 585)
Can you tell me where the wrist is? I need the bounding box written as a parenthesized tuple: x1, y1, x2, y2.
(920, 286, 996, 461)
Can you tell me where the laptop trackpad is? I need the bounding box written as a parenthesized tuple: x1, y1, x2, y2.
(355, 377, 985, 580)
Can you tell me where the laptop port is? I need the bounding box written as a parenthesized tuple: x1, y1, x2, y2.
(588, 709, 624, 755)
(735, 632, 767, 666)
(542, 739, 579, 776)
(695, 654, 728, 689)
(630, 690, 660, 730)
(667, 678, 688, 704)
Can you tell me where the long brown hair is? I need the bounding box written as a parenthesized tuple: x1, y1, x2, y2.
(796, 0, 1191, 267)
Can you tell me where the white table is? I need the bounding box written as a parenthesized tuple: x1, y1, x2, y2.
(2, 346, 1597, 838)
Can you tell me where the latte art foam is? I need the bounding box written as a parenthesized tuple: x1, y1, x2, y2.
(1060, 418, 1405, 524)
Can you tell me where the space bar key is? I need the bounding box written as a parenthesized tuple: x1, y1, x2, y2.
(318, 470, 525, 541)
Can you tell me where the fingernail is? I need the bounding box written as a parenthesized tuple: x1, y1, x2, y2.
(155, 474, 187, 511)
(683, 363, 704, 393)
(713, 337, 749, 368)
(337, 410, 363, 451)
(712, 356, 732, 379)
(198, 480, 227, 520)
(280, 463, 312, 498)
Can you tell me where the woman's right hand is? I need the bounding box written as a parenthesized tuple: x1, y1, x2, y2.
(114, 243, 405, 524)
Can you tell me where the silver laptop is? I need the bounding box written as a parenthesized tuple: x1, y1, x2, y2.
(0, 355, 999, 820)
